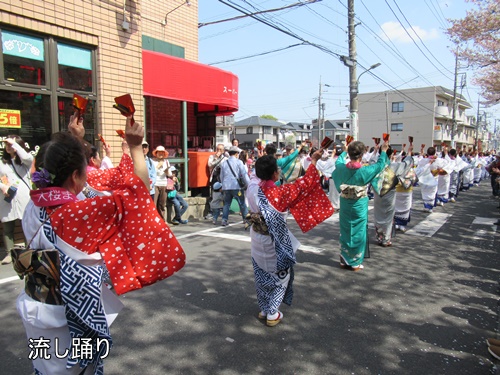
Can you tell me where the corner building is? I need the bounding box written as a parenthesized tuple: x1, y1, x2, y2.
(0, 0, 238, 194)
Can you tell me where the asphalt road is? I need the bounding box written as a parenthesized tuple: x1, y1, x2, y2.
(1, 183, 499, 375)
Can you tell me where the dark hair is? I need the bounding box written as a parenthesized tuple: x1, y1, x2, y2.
(427, 147, 436, 156)
(255, 155, 278, 181)
(239, 150, 248, 164)
(81, 142, 98, 163)
(35, 132, 87, 188)
(449, 149, 457, 157)
(309, 147, 318, 156)
(264, 143, 277, 156)
(348, 141, 365, 161)
(2, 135, 29, 165)
(386, 146, 394, 158)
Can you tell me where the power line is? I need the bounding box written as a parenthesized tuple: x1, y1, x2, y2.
(207, 43, 305, 65)
(383, 0, 452, 78)
(218, 0, 343, 59)
(390, 0, 453, 75)
(199, 0, 321, 28)
(423, 0, 448, 29)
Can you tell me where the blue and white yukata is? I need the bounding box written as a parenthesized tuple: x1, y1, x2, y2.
(246, 165, 333, 319)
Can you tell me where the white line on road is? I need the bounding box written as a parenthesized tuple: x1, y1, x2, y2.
(198, 232, 251, 242)
(196, 230, 326, 253)
(0, 275, 20, 284)
(472, 217, 498, 226)
(406, 212, 451, 238)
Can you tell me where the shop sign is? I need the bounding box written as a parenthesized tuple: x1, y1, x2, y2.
(0, 109, 22, 128)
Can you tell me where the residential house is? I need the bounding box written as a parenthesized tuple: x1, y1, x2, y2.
(234, 116, 285, 149)
(286, 122, 314, 146)
(312, 119, 350, 146)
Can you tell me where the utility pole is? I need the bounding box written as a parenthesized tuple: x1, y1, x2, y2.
(348, 0, 358, 140)
(450, 52, 459, 148)
(385, 92, 390, 134)
(317, 77, 322, 145)
(321, 103, 326, 141)
(475, 97, 481, 150)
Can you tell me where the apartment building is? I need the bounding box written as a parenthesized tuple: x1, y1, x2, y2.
(358, 86, 477, 152)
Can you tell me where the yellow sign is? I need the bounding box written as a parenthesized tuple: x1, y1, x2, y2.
(0, 109, 21, 128)
(434, 125, 441, 131)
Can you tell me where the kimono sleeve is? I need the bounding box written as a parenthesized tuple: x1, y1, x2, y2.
(264, 165, 334, 232)
(87, 154, 135, 191)
(51, 175, 186, 295)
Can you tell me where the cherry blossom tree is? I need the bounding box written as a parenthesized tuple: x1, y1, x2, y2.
(447, 0, 500, 105)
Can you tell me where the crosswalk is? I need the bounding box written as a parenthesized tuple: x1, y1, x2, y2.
(192, 207, 499, 254)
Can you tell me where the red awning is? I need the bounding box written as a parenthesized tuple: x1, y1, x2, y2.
(142, 50, 238, 115)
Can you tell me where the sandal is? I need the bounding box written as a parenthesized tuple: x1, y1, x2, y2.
(266, 312, 283, 327)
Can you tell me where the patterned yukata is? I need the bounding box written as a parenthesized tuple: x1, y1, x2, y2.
(246, 165, 333, 317)
(332, 151, 387, 267)
(14, 167, 185, 375)
(372, 154, 414, 245)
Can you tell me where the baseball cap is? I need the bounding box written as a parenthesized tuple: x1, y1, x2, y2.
(213, 181, 222, 190)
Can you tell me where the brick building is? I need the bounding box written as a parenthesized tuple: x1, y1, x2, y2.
(0, 0, 238, 193)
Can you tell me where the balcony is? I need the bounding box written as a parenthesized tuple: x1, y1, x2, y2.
(435, 106, 451, 119)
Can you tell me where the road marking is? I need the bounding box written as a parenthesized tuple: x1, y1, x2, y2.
(298, 245, 325, 253)
(0, 276, 20, 285)
(175, 221, 245, 239)
(195, 231, 326, 253)
(472, 217, 498, 226)
(406, 212, 451, 237)
(197, 232, 251, 242)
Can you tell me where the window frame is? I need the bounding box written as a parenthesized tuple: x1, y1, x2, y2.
(391, 123, 403, 131)
(0, 27, 98, 137)
(392, 101, 404, 112)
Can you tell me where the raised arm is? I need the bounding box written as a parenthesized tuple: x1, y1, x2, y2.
(124, 117, 148, 188)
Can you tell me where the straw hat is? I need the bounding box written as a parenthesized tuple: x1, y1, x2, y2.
(153, 145, 167, 157)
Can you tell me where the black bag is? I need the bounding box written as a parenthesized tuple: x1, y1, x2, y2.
(227, 160, 247, 190)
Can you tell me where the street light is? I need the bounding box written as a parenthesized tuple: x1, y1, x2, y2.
(357, 63, 381, 86)
(163, 0, 191, 25)
(317, 78, 332, 144)
(343, 59, 381, 141)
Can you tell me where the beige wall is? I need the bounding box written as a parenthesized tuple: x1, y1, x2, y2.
(142, 0, 198, 61)
(0, 0, 199, 163)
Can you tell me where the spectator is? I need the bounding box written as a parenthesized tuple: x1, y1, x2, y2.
(0, 135, 32, 265)
(167, 167, 189, 225)
(152, 145, 172, 220)
(208, 144, 227, 185)
(210, 181, 223, 225)
(143, 141, 156, 200)
(220, 146, 250, 226)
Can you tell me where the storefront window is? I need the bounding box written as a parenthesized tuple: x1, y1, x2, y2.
(57, 44, 92, 91)
(0, 90, 52, 149)
(57, 96, 96, 144)
(0, 29, 97, 142)
(2, 30, 45, 86)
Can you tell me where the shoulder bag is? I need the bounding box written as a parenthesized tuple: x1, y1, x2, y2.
(227, 160, 247, 190)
